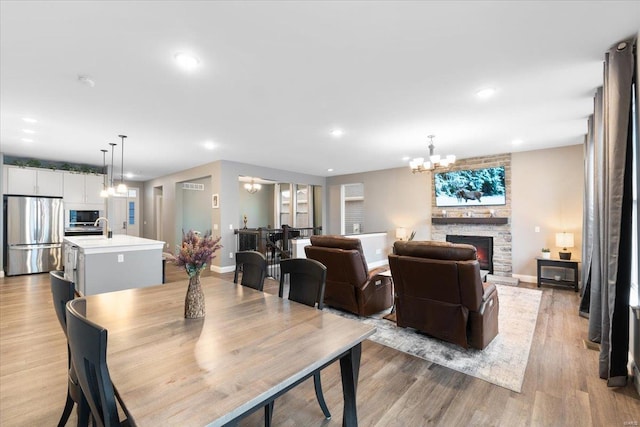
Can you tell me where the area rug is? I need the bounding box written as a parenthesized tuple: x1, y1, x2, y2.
(324, 284, 542, 392)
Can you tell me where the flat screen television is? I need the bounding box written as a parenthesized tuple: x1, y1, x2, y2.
(434, 165, 506, 207)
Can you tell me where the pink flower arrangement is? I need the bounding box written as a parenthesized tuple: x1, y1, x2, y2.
(168, 230, 223, 277)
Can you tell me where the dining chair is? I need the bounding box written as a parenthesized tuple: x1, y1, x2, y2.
(233, 250, 267, 291)
(265, 258, 331, 425)
(50, 270, 90, 427)
(66, 298, 131, 427)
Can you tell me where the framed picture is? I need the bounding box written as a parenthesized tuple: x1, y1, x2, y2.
(212, 194, 219, 209)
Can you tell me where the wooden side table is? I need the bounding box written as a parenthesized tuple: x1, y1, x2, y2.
(536, 257, 580, 291)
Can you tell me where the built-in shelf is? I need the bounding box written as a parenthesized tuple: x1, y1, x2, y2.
(431, 217, 509, 225)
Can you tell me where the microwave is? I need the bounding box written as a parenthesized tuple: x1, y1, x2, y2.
(69, 210, 101, 225)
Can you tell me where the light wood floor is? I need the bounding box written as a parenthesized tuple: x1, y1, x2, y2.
(1, 266, 638, 426)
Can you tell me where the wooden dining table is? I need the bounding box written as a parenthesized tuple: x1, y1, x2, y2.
(79, 276, 375, 426)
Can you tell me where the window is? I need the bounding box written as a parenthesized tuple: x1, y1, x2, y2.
(342, 183, 364, 235)
(277, 183, 291, 227)
(295, 184, 313, 228)
(128, 201, 135, 225)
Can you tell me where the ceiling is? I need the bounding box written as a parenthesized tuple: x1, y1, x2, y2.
(1, 1, 639, 181)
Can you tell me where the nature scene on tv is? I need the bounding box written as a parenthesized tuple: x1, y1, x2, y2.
(434, 166, 506, 207)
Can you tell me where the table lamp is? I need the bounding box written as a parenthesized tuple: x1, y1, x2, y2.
(396, 227, 408, 241)
(555, 232, 574, 260)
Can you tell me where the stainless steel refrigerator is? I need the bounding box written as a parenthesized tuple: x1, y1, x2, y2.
(4, 195, 64, 276)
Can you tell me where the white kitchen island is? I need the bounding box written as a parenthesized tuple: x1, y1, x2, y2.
(64, 235, 165, 296)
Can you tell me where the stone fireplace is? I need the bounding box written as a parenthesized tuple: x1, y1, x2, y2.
(430, 153, 512, 276)
(446, 235, 494, 274)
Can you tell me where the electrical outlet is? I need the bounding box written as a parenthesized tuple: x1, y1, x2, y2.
(229, 252, 233, 259)
(213, 223, 218, 230)
(375, 248, 382, 255)
(117, 254, 124, 263)
(534, 226, 540, 233)
(229, 224, 234, 230)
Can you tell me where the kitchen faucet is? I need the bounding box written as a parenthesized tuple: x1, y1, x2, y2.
(94, 217, 112, 238)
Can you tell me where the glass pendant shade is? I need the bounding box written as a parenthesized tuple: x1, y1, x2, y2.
(116, 183, 127, 194)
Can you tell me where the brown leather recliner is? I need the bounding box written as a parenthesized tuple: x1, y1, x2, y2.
(388, 240, 499, 349)
(304, 235, 394, 316)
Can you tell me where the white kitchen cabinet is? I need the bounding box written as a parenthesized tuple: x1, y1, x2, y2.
(63, 172, 105, 204)
(5, 166, 63, 196)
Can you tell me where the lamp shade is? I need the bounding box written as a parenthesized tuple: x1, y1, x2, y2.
(396, 227, 407, 240)
(555, 232, 574, 249)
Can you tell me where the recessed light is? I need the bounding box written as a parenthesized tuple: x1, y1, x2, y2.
(203, 141, 215, 150)
(22, 117, 37, 123)
(174, 52, 200, 71)
(22, 129, 35, 134)
(21, 138, 33, 143)
(330, 129, 344, 138)
(512, 139, 524, 145)
(476, 88, 496, 99)
(125, 172, 134, 179)
(327, 168, 334, 172)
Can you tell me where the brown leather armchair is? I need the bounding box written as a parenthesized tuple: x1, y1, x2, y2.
(388, 240, 499, 349)
(304, 235, 394, 316)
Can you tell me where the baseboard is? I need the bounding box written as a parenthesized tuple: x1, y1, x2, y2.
(212, 265, 235, 274)
(368, 260, 389, 270)
(513, 273, 536, 284)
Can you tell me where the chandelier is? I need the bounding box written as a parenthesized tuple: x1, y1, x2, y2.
(244, 179, 262, 194)
(409, 135, 456, 173)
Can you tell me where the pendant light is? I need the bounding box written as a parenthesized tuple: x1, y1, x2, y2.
(116, 134, 128, 194)
(99, 149, 109, 198)
(108, 142, 117, 195)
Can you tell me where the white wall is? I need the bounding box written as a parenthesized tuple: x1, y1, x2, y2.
(326, 145, 584, 278)
(511, 145, 584, 277)
(140, 145, 583, 277)
(142, 159, 325, 271)
(238, 182, 274, 228)
(181, 176, 213, 235)
(327, 167, 432, 253)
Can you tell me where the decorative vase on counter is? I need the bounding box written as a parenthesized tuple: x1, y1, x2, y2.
(184, 271, 205, 319)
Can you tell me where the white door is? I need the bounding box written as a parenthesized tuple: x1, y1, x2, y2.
(109, 188, 139, 236)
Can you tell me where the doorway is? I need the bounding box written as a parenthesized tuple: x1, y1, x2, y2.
(109, 187, 140, 236)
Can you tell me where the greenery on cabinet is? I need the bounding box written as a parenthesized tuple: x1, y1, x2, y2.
(4, 155, 104, 175)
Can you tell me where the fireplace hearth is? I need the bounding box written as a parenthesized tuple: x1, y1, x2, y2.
(446, 235, 494, 274)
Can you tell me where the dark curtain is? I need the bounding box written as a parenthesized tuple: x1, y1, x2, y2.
(579, 38, 637, 387)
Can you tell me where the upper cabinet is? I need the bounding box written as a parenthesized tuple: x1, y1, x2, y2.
(2, 165, 106, 208)
(63, 173, 105, 204)
(4, 165, 64, 197)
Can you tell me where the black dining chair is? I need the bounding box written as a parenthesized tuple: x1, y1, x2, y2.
(66, 298, 131, 427)
(233, 251, 267, 291)
(50, 271, 90, 427)
(266, 258, 330, 425)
